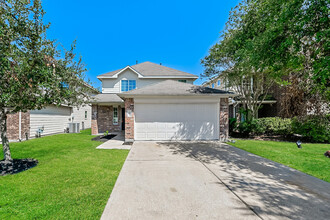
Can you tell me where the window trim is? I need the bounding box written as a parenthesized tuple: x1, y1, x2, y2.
(121, 80, 136, 92)
(113, 107, 118, 125)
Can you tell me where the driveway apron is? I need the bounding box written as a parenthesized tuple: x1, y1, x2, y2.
(101, 141, 259, 220)
(101, 141, 330, 220)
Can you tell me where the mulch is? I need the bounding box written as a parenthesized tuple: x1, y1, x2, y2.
(92, 134, 117, 142)
(0, 159, 38, 176)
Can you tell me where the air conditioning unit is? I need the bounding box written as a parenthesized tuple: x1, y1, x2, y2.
(68, 122, 80, 133)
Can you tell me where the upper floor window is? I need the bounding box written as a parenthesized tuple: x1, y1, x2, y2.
(212, 83, 215, 89)
(217, 80, 221, 86)
(121, 80, 136, 92)
(85, 111, 88, 119)
(178, 80, 187, 83)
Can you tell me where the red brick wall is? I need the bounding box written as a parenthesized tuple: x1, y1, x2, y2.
(91, 104, 121, 135)
(124, 98, 134, 142)
(6, 111, 30, 141)
(219, 98, 229, 141)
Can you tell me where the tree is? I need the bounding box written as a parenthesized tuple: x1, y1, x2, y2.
(202, 0, 329, 118)
(0, 0, 93, 161)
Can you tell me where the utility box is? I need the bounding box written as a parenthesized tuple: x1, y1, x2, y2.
(68, 122, 80, 133)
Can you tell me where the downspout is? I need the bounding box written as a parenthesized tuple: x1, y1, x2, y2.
(19, 111, 22, 141)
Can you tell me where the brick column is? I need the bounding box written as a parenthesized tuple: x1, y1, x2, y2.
(6, 111, 30, 141)
(91, 105, 98, 135)
(124, 98, 134, 142)
(219, 98, 229, 141)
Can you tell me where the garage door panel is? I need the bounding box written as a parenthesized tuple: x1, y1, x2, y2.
(135, 103, 219, 141)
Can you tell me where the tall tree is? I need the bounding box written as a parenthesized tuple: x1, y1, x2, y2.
(0, 0, 93, 161)
(202, 0, 329, 118)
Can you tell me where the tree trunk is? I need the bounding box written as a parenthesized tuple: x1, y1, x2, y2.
(0, 109, 12, 161)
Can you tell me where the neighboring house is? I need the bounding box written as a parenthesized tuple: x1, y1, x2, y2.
(202, 74, 279, 120)
(3, 85, 99, 142)
(91, 61, 235, 141)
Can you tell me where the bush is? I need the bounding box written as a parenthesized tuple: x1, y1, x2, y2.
(237, 120, 252, 137)
(292, 115, 330, 143)
(235, 117, 292, 136)
(254, 117, 292, 135)
(229, 118, 237, 134)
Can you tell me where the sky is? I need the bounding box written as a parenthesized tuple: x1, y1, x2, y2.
(42, 0, 240, 90)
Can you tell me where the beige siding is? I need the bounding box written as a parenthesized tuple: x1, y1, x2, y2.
(72, 105, 92, 130)
(29, 105, 71, 137)
(102, 69, 195, 94)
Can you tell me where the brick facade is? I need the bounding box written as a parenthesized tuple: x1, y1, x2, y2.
(6, 111, 30, 141)
(124, 98, 134, 142)
(219, 98, 229, 141)
(91, 105, 98, 135)
(91, 104, 122, 135)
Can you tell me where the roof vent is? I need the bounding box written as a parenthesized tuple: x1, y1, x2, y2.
(160, 63, 162, 65)
(136, 60, 138, 64)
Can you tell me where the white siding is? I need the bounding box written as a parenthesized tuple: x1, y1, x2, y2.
(71, 105, 92, 130)
(29, 105, 71, 137)
(102, 69, 138, 93)
(102, 69, 194, 93)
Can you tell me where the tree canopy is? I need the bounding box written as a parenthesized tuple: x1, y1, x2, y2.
(202, 0, 329, 111)
(0, 0, 94, 161)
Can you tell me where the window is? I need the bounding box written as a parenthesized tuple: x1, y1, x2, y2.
(212, 83, 215, 89)
(121, 80, 136, 92)
(217, 80, 221, 86)
(178, 80, 187, 83)
(85, 111, 88, 119)
(113, 107, 118, 125)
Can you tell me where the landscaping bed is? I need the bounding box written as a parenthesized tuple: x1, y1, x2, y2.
(0, 159, 38, 176)
(92, 134, 117, 142)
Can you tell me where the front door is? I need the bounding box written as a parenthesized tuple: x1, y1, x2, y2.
(121, 108, 125, 130)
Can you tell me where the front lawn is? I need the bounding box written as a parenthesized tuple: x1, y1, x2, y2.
(229, 139, 330, 182)
(0, 129, 128, 219)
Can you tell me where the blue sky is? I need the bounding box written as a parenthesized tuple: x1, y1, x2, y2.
(43, 0, 240, 90)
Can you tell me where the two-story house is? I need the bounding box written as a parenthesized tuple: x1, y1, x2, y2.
(91, 61, 235, 142)
(203, 75, 278, 120)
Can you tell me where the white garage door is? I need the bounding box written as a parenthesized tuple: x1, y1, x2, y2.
(135, 103, 219, 141)
(30, 105, 71, 137)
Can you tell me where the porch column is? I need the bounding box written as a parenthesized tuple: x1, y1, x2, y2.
(219, 98, 229, 141)
(91, 105, 98, 135)
(124, 98, 134, 142)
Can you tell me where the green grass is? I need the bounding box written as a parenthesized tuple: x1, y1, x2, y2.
(229, 139, 330, 182)
(0, 129, 129, 219)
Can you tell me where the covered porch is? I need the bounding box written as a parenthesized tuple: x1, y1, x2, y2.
(91, 94, 125, 135)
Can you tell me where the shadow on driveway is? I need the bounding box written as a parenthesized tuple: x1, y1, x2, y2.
(160, 142, 330, 220)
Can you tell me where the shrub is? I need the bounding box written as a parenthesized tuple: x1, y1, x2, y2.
(236, 117, 292, 136)
(254, 117, 292, 135)
(292, 115, 330, 143)
(229, 118, 237, 134)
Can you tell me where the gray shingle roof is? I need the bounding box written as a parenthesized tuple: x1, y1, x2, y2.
(98, 61, 198, 78)
(91, 94, 123, 103)
(118, 80, 236, 97)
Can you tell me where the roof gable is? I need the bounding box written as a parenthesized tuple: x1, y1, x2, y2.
(97, 61, 198, 79)
(112, 66, 144, 78)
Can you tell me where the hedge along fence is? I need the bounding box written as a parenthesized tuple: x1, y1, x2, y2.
(231, 115, 329, 143)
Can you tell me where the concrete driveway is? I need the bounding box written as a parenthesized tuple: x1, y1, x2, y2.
(101, 142, 330, 220)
